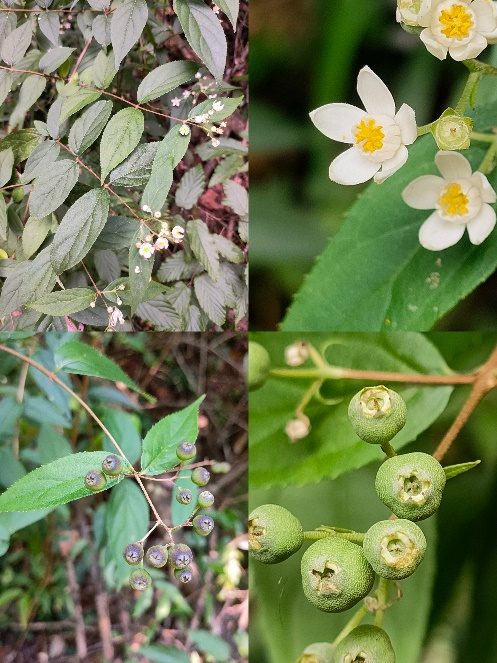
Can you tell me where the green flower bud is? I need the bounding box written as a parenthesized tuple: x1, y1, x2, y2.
(363, 519, 426, 580)
(249, 504, 304, 564)
(197, 490, 214, 508)
(192, 514, 214, 536)
(101, 454, 124, 476)
(174, 566, 193, 583)
(431, 109, 473, 151)
(334, 625, 395, 663)
(145, 545, 168, 568)
(129, 568, 152, 591)
(375, 452, 446, 521)
(123, 542, 144, 565)
(84, 469, 107, 491)
(176, 441, 196, 461)
(301, 537, 374, 612)
(348, 386, 407, 444)
(176, 489, 193, 505)
(248, 342, 271, 391)
(297, 642, 334, 663)
(169, 543, 193, 569)
(191, 467, 210, 486)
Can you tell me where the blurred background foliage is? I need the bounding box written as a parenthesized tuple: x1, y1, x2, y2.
(249, 332, 497, 662)
(0, 332, 247, 663)
(250, 0, 497, 330)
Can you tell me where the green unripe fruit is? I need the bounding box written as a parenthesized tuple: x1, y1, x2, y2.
(301, 537, 374, 612)
(129, 568, 152, 591)
(123, 542, 144, 565)
(11, 185, 25, 203)
(169, 543, 193, 569)
(297, 642, 334, 663)
(84, 469, 107, 491)
(363, 519, 426, 580)
(174, 566, 193, 583)
(334, 625, 395, 663)
(192, 514, 214, 536)
(176, 489, 193, 505)
(375, 452, 446, 521)
(145, 545, 168, 568)
(176, 441, 196, 461)
(101, 454, 124, 476)
(248, 504, 303, 564)
(197, 490, 214, 508)
(248, 341, 271, 391)
(348, 386, 407, 444)
(191, 467, 210, 486)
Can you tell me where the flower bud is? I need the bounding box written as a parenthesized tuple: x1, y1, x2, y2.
(431, 109, 473, 151)
(348, 386, 407, 444)
(285, 342, 309, 367)
(285, 414, 311, 443)
(396, 0, 430, 28)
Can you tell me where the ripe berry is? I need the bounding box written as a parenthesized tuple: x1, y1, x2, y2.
(348, 386, 407, 444)
(363, 519, 427, 580)
(169, 543, 193, 569)
(248, 341, 271, 391)
(192, 514, 214, 536)
(176, 441, 196, 461)
(249, 504, 303, 564)
(191, 467, 210, 486)
(334, 625, 395, 663)
(145, 545, 168, 568)
(84, 469, 107, 491)
(197, 490, 214, 508)
(176, 489, 193, 505)
(301, 537, 374, 612)
(375, 452, 446, 521)
(297, 642, 334, 663)
(101, 454, 124, 476)
(129, 568, 152, 591)
(174, 566, 193, 583)
(123, 542, 144, 565)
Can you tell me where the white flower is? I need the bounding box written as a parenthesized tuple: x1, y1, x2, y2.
(171, 97, 181, 107)
(418, 0, 497, 60)
(397, 0, 432, 26)
(285, 342, 309, 367)
(142, 204, 151, 213)
(138, 242, 155, 258)
(212, 100, 224, 112)
(155, 236, 169, 250)
(134, 265, 141, 274)
(109, 307, 125, 327)
(172, 225, 185, 240)
(116, 296, 122, 306)
(310, 66, 417, 185)
(211, 138, 220, 147)
(402, 150, 497, 250)
(182, 90, 191, 98)
(154, 211, 162, 218)
(194, 114, 209, 124)
(179, 124, 190, 136)
(195, 72, 202, 79)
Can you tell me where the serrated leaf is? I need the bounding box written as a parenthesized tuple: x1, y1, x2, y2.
(1, 20, 33, 66)
(0, 149, 14, 188)
(129, 227, 154, 315)
(196, 136, 247, 161)
(444, 460, 481, 480)
(0, 194, 7, 242)
(109, 142, 158, 186)
(38, 423, 72, 463)
(92, 14, 112, 47)
(187, 218, 219, 280)
(223, 179, 247, 218)
(194, 272, 226, 325)
(88, 0, 109, 9)
(54, 340, 154, 402)
(166, 281, 191, 315)
(22, 215, 52, 259)
(0, 452, 123, 512)
(68, 99, 113, 155)
(38, 12, 59, 46)
(103, 408, 141, 465)
(20, 246, 57, 306)
(136, 296, 182, 329)
(0, 13, 16, 53)
(59, 86, 102, 123)
(175, 164, 204, 210)
(212, 233, 244, 263)
(184, 303, 207, 331)
(94, 214, 139, 250)
(189, 95, 243, 123)
(21, 140, 60, 183)
(111, 0, 148, 68)
(28, 288, 96, 315)
(46, 97, 65, 139)
(157, 250, 198, 283)
(187, 630, 230, 661)
(92, 49, 117, 89)
(39, 47, 74, 74)
(0, 70, 13, 107)
(216, 0, 239, 29)
(140, 395, 205, 475)
(100, 107, 144, 181)
(173, 0, 227, 83)
(50, 188, 110, 272)
(0, 129, 41, 163)
(9, 75, 46, 129)
(30, 159, 79, 218)
(0, 262, 31, 318)
(94, 249, 120, 283)
(209, 154, 244, 187)
(137, 60, 198, 104)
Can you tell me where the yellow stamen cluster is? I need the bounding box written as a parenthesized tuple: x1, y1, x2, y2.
(439, 183, 469, 216)
(439, 4, 473, 39)
(354, 119, 385, 153)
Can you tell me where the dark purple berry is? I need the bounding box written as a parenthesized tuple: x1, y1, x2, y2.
(176, 441, 196, 461)
(129, 568, 152, 590)
(191, 467, 210, 486)
(145, 545, 168, 568)
(84, 469, 107, 491)
(123, 542, 144, 565)
(174, 566, 193, 583)
(101, 454, 124, 476)
(197, 490, 214, 508)
(169, 543, 193, 569)
(193, 515, 214, 536)
(176, 489, 193, 505)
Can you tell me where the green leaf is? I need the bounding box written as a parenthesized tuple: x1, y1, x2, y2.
(0, 149, 14, 188)
(0, 129, 41, 163)
(209, 154, 245, 187)
(94, 249, 120, 283)
(94, 214, 140, 250)
(137, 60, 199, 103)
(189, 95, 243, 123)
(187, 630, 231, 661)
(103, 407, 141, 465)
(19, 246, 57, 306)
(28, 288, 96, 315)
(30, 159, 79, 218)
(21, 140, 60, 183)
(0, 452, 123, 512)
(444, 460, 481, 480)
(54, 340, 154, 402)
(187, 218, 219, 281)
(59, 86, 103, 123)
(0, 261, 32, 318)
(100, 107, 144, 182)
(196, 136, 247, 161)
(212, 234, 244, 263)
(194, 273, 226, 325)
(0, 448, 25, 488)
(171, 471, 198, 527)
(157, 250, 198, 283)
(249, 332, 453, 489)
(140, 395, 205, 475)
(0, 69, 12, 107)
(92, 14, 112, 47)
(50, 188, 110, 272)
(223, 179, 247, 218)
(138, 645, 190, 663)
(109, 142, 158, 186)
(175, 164, 204, 210)
(0, 195, 7, 242)
(22, 215, 53, 259)
(173, 0, 227, 83)
(215, 0, 239, 29)
(39, 47, 74, 74)
(9, 75, 46, 129)
(68, 100, 113, 155)
(92, 49, 117, 89)
(135, 296, 182, 330)
(38, 12, 59, 47)
(110, 0, 148, 68)
(1, 20, 33, 66)
(38, 423, 72, 463)
(128, 227, 154, 315)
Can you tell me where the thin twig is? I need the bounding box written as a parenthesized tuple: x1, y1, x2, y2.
(269, 367, 476, 385)
(65, 557, 88, 660)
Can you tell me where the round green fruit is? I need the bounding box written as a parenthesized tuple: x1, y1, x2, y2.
(169, 543, 193, 569)
(297, 642, 334, 663)
(375, 452, 446, 521)
(174, 566, 193, 583)
(248, 342, 271, 391)
(334, 625, 395, 663)
(197, 490, 214, 508)
(84, 469, 107, 491)
(191, 467, 210, 486)
(101, 454, 124, 476)
(249, 504, 303, 564)
(176, 441, 196, 461)
(363, 519, 426, 580)
(301, 537, 374, 612)
(145, 545, 168, 568)
(348, 386, 407, 444)
(123, 542, 144, 565)
(176, 489, 193, 505)
(129, 569, 152, 591)
(192, 514, 214, 536)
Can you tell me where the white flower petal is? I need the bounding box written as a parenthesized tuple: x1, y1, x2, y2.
(402, 175, 445, 209)
(449, 33, 488, 60)
(374, 145, 408, 183)
(356, 66, 396, 117)
(435, 150, 472, 181)
(419, 211, 466, 250)
(395, 103, 417, 145)
(420, 28, 448, 59)
(466, 204, 497, 244)
(473, 0, 497, 29)
(471, 171, 497, 203)
(329, 147, 380, 185)
(309, 103, 365, 142)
